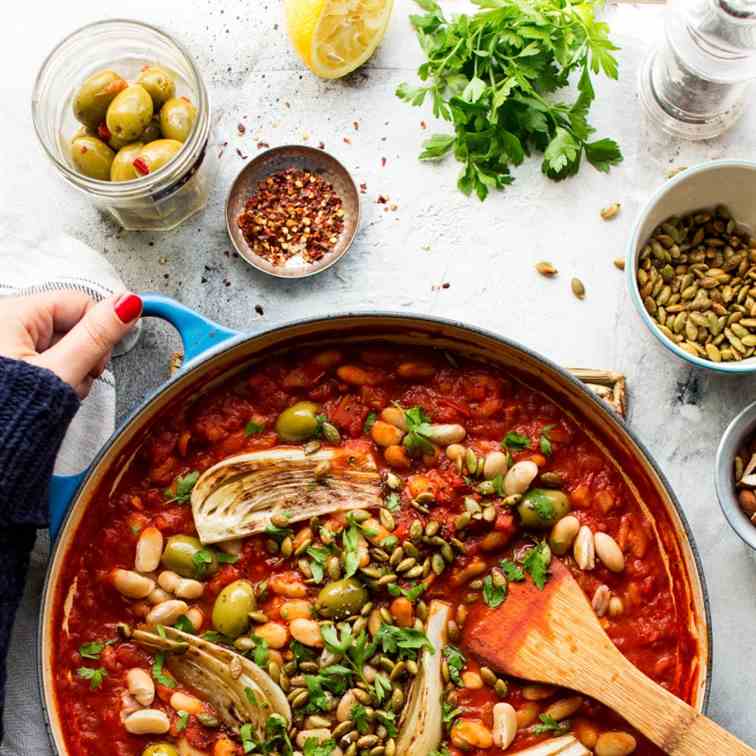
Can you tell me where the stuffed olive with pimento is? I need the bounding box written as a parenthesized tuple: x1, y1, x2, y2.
(52, 346, 698, 756)
(69, 64, 197, 182)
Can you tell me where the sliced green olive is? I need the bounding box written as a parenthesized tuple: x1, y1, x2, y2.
(212, 579, 256, 638)
(142, 745, 179, 756)
(134, 139, 183, 176)
(275, 401, 320, 442)
(137, 65, 177, 108)
(161, 535, 218, 579)
(73, 69, 128, 130)
(70, 135, 115, 181)
(317, 578, 368, 619)
(110, 142, 143, 182)
(517, 488, 571, 530)
(106, 84, 154, 142)
(159, 96, 197, 142)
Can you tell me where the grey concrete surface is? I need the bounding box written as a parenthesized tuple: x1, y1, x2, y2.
(3, 0, 756, 747)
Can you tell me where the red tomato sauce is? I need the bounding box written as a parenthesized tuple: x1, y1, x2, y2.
(51, 345, 700, 756)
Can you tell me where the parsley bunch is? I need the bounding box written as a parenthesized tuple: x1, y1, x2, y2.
(397, 0, 622, 200)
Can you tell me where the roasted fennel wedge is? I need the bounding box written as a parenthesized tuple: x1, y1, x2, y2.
(191, 446, 381, 544)
(396, 599, 451, 754)
(511, 735, 591, 755)
(133, 626, 290, 736)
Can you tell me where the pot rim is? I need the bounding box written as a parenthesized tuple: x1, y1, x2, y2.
(37, 309, 713, 750)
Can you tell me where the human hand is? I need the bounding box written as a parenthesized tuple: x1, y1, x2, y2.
(0, 291, 142, 398)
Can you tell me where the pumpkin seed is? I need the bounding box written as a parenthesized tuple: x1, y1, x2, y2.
(600, 202, 621, 221)
(613, 258, 625, 270)
(571, 277, 586, 300)
(536, 261, 558, 277)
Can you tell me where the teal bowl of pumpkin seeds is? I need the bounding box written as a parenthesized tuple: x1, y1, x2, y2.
(627, 160, 756, 373)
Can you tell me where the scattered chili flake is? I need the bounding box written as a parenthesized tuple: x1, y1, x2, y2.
(318, 141, 325, 150)
(377, 195, 388, 204)
(343, 137, 351, 145)
(236, 167, 344, 266)
(420, 120, 427, 129)
(353, 121, 359, 130)
(257, 142, 270, 150)
(236, 148, 248, 159)
(381, 157, 387, 167)
(238, 123, 246, 135)
(359, 182, 367, 194)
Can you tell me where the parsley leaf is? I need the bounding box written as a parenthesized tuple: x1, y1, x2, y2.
(482, 574, 507, 608)
(539, 424, 556, 456)
(192, 548, 215, 578)
(533, 713, 570, 735)
(342, 523, 361, 578)
(76, 666, 107, 690)
(245, 420, 264, 436)
(523, 542, 552, 590)
(500, 559, 525, 582)
(375, 624, 433, 660)
(528, 490, 556, 522)
(397, 0, 622, 201)
(164, 470, 199, 504)
(363, 412, 377, 433)
(303, 738, 339, 756)
(351, 703, 370, 734)
(442, 701, 462, 730)
(503, 432, 531, 451)
(152, 651, 176, 688)
(387, 582, 427, 602)
(443, 644, 466, 686)
(176, 710, 189, 732)
(402, 406, 436, 457)
(173, 615, 196, 634)
(373, 672, 392, 703)
(306, 545, 330, 584)
(216, 552, 239, 564)
(78, 641, 106, 660)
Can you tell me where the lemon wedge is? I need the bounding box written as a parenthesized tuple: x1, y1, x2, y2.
(285, 0, 394, 79)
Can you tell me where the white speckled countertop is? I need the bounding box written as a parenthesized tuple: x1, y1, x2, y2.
(3, 0, 756, 749)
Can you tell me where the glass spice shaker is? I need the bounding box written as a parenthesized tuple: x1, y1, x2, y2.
(639, 0, 756, 140)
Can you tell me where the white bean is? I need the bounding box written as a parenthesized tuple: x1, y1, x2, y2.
(608, 596, 624, 618)
(296, 729, 332, 748)
(573, 526, 595, 570)
(170, 691, 203, 715)
(185, 607, 204, 631)
(549, 515, 580, 556)
(123, 708, 170, 735)
(158, 570, 180, 593)
(592, 585, 611, 618)
(126, 667, 155, 706)
(134, 526, 163, 573)
(595, 732, 637, 756)
(380, 406, 408, 431)
(112, 569, 155, 599)
(504, 460, 539, 495)
(289, 618, 324, 648)
(483, 451, 509, 480)
(336, 690, 356, 722)
(594, 532, 625, 573)
(492, 702, 517, 749)
(175, 578, 205, 599)
(424, 423, 466, 445)
(147, 588, 172, 605)
(146, 599, 189, 626)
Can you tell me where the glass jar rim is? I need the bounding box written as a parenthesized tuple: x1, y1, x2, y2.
(31, 18, 210, 198)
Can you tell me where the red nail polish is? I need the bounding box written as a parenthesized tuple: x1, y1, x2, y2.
(114, 293, 143, 323)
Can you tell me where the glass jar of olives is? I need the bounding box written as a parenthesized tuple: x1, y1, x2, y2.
(32, 20, 220, 231)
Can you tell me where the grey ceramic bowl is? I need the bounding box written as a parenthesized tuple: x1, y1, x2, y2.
(715, 399, 756, 549)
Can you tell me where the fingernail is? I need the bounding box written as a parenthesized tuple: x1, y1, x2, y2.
(114, 293, 143, 324)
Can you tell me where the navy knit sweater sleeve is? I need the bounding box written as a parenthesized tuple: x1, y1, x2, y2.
(0, 356, 80, 732)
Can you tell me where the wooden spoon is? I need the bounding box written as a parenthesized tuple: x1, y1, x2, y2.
(463, 558, 754, 755)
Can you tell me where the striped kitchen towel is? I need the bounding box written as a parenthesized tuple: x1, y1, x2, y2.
(0, 227, 139, 756)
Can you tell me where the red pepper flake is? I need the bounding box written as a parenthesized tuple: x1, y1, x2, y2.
(257, 142, 270, 150)
(236, 167, 345, 267)
(353, 121, 359, 130)
(381, 157, 387, 167)
(238, 123, 246, 135)
(420, 121, 427, 129)
(359, 182, 367, 194)
(236, 148, 248, 159)
(442, 282, 450, 289)
(97, 123, 111, 141)
(318, 141, 325, 150)
(343, 137, 351, 145)
(255, 304, 264, 315)
(133, 158, 150, 176)
(377, 195, 388, 204)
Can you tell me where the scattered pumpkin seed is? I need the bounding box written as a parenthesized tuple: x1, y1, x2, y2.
(600, 202, 621, 221)
(536, 261, 558, 277)
(571, 278, 586, 300)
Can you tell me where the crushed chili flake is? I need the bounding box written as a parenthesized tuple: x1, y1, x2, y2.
(381, 157, 387, 167)
(237, 167, 344, 266)
(377, 194, 388, 204)
(237, 123, 246, 135)
(343, 137, 351, 145)
(359, 182, 367, 194)
(318, 141, 326, 150)
(353, 121, 359, 130)
(421, 120, 427, 129)
(257, 142, 270, 150)
(236, 148, 248, 159)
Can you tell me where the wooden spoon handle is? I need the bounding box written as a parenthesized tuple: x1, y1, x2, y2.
(590, 651, 756, 755)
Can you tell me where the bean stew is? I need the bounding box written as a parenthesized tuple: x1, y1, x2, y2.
(52, 345, 699, 756)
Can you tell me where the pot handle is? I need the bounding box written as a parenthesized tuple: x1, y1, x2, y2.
(48, 294, 241, 540)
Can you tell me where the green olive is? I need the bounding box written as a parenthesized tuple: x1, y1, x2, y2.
(134, 139, 183, 176)
(161, 535, 218, 579)
(110, 142, 143, 182)
(212, 579, 256, 638)
(142, 745, 179, 756)
(70, 135, 115, 181)
(73, 69, 128, 130)
(517, 488, 571, 530)
(106, 84, 154, 142)
(137, 65, 177, 108)
(142, 117, 163, 143)
(317, 578, 368, 620)
(275, 401, 320, 442)
(159, 97, 197, 142)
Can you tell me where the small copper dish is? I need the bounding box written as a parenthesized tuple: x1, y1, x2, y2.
(225, 145, 360, 278)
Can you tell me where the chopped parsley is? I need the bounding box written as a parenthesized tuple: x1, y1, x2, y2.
(152, 651, 176, 688)
(500, 559, 525, 582)
(523, 542, 552, 590)
(533, 713, 570, 735)
(341, 522, 361, 578)
(192, 548, 215, 578)
(502, 431, 531, 451)
(244, 686, 259, 706)
(244, 420, 265, 436)
(363, 411, 377, 433)
(78, 640, 107, 660)
(249, 635, 269, 667)
(173, 615, 196, 634)
(402, 406, 436, 457)
(442, 644, 466, 686)
(303, 738, 338, 756)
(539, 424, 556, 456)
(375, 624, 433, 660)
(387, 582, 427, 602)
(176, 710, 189, 732)
(482, 574, 507, 608)
(376, 709, 398, 737)
(351, 703, 370, 734)
(306, 545, 331, 584)
(528, 490, 556, 522)
(164, 470, 199, 504)
(373, 672, 392, 703)
(442, 701, 462, 730)
(216, 552, 240, 564)
(76, 666, 107, 690)
(384, 492, 401, 512)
